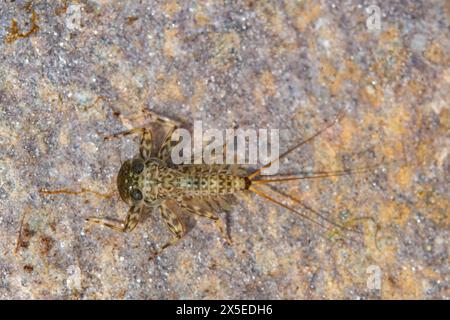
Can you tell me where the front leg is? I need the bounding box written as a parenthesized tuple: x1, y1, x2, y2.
(157, 124, 178, 163)
(104, 126, 154, 160)
(139, 128, 153, 160)
(106, 105, 182, 131)
(104, 109, 179, 161)
(105, 108, 180, 136)
(86, 204, 142, 232)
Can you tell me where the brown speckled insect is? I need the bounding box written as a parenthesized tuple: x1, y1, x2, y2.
(39, 110, 371, 259)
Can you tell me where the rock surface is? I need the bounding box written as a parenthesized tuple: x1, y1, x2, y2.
(0, 1, 448, 299)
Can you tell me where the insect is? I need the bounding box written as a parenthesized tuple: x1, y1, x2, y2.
(39, 109, 376, 260)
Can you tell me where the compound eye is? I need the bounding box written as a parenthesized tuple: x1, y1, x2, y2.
(130, 189, 143, 201)
(131, 160, 144, 174)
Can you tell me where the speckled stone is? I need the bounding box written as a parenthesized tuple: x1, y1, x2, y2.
(0, 1, 448, 299)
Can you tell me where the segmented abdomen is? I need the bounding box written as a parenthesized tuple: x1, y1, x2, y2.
(178, 167, 247, 196)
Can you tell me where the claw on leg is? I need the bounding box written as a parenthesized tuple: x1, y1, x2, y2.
(39, 188, 113, 199)
(85, 217, 126, 232)
(149, 236, 183, 261)
(86, 205, 142, 233)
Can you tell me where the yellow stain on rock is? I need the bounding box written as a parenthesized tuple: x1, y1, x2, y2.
(260, 71, 277, 97)
(319, 58, 364, 97)
(424, 42, 447, 65)
(379, 139, 404, 162)
(268, 5, 287, 35)
(379, 27, 400, 42)
(194, 12, 210, 27)
(339, 117, 358, 149)
(383, 267, 423, 299)
(415, 141, 432, 166)
(314, 139, 340, 181)
(404, 79, 427, 101)
(5, 3, 39, 44)
(286, 0, 321, 33)
(253, 88, 264, 108)
(164, 27, 181, 59)
(379, 200, 411, 228)
(360, 78, 384, 108)
(440, 107, 449, 130)
(155, 75, 186, 103)
(193, 3, 211, 27)
(162, 0, 181, 18)
(393, 166, 413, 190)
(253, 71, 277, 107)
(318, 58, 337, 89)
(383, 104, 411, 138)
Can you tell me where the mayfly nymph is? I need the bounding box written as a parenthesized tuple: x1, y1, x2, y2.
(40, 110, 373, 260)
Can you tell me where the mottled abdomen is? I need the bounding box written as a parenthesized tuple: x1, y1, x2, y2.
(178, 167, 248, 196)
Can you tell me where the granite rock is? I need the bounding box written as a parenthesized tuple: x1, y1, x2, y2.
(0, 0, 448, 299)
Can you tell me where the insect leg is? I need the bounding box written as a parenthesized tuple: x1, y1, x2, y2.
(104, 127, 144, 141)
(105, 106, 181, 138)
(39, 188, 113, 199)
(150, 204, 186, 260)
(163, 122, 232, 165)
(106, 102, 181, 128)
(122, 205, 143, 232)
(86, 205, 142, 232)
(104, 126, 154, 160)
(158, 124, 178, 162)
(140, 128, 153, 160)
(138, 108, 181, 128)
(177, 200, 232, 245)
